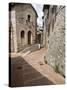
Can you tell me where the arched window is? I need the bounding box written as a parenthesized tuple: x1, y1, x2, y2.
(27, 15, 31, 22)
(21, 31, 24, 38)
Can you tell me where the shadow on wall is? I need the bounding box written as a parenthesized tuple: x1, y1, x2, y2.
(9, 56, 54, 87)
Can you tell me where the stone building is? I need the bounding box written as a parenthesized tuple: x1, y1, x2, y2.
(43, 5, 65, 77)
(9, 3, 38, 52)
(43, 5, 57, 48)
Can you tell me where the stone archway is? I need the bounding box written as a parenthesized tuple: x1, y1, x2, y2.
(28, 31, 32, 45)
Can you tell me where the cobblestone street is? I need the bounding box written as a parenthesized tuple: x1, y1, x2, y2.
(22, 47, 64, 84)
(10, 47, 64, 87)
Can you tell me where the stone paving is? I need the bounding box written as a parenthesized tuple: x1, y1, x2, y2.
(21, 47, 65, 85)
(10, 47, 65, 87)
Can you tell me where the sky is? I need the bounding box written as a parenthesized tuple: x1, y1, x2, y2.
(32, 4, 43, 27)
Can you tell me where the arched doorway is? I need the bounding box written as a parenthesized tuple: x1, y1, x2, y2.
(28, 31, 32, 45)
(21, 31, 25, 43)
(37, 34, 41, 44)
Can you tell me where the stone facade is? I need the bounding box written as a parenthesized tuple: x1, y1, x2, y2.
(9, 3, 38, 52)
(43, 5, 65, 76)
(43, 5, 57, 48)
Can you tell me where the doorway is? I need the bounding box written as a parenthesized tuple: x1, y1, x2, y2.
(38, 34, 41, 44)
(28, 31, 32, 45)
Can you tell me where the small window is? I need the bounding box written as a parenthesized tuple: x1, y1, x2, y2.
(21, 31, 24, 38)
(27, 15, 31, 22)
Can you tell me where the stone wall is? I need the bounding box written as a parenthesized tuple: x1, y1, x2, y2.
(43, 5, 57, 48)
(44, 6, 65, 76)
(9, 3, 37, 52)
(9, 9, 18, 52)
(15, 4, 37, 51)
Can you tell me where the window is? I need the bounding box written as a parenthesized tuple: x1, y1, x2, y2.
(27, 15, 31, 22)
(21, 31, 24, 38)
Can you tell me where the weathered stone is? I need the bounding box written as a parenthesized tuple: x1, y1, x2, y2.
(43, 5, 65, 76)
(9, 3, 38, 52)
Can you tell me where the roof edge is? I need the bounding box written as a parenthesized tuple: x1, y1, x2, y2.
(9, 2, 38, 17)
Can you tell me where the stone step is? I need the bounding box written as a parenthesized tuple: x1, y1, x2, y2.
(20, 44, 40, 53)
(21, 51, 31, 57)
(17, 45, 27, 52)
